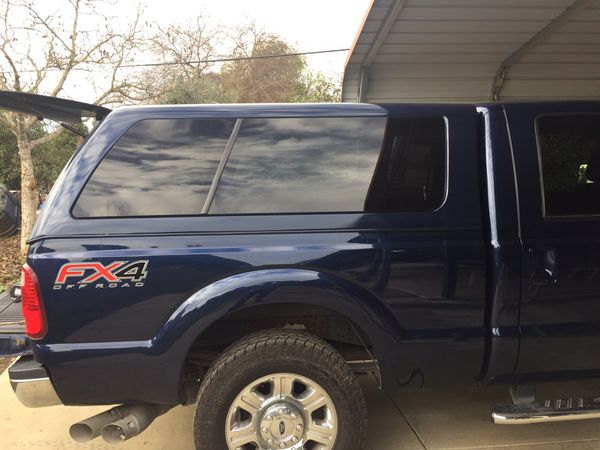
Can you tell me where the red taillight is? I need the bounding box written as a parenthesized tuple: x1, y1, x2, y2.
(20, 264, 47, 340)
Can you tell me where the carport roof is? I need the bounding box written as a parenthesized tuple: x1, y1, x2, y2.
(343, 0, 600, 103)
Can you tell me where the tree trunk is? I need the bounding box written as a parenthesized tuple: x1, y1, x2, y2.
(16, 117, 38, 255)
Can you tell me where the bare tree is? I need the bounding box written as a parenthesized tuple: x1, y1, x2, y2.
(221, 23, 306, 103)
(151, 18, 218, 80)
(145, 20, 339, 106)
(0, 0, 154, 252)
(143, 17, 227, 104)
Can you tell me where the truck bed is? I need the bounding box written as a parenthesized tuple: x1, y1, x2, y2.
(0, 294, 24, 334)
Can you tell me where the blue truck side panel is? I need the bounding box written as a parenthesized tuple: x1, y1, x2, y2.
(27, 103, 502, 405)
(504, 102, 600, 379)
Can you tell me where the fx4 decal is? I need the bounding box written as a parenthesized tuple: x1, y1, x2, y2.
(53, 260, 149, 290)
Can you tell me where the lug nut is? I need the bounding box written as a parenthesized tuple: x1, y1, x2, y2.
(292, 436, 298, 443)
(268, 438, 274, 445)
(279, 444, 285, 448)
(296, 424, 302, 430)
(266, 415, 273, 421)
(262, 427, 268, 433)
(279, 408, 285, 416)
(290, 413, 297, 419)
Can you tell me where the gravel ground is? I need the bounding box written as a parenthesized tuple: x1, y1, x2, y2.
(0, 234, 23, 375)
(0, 233, 21, 293)
(0, 357, 13, 374)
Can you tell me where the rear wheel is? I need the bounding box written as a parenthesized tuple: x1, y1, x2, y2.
(193, 329, 367, 450)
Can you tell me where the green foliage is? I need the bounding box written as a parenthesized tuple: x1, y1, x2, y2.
(294, 71, 342, 103)
(33, 126, 85, 195)
(0, 122, 19, 190)
(157, 73, 235, 105)
(156, 65, 342, 106)
(0, 119, 85, 196)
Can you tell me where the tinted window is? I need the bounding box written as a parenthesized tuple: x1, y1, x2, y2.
(209, 117, 446, 214)
(74, 119, 235, 217)
(209, 117, 388, 214)
(365, 118, 446, 211)
(538, 115, 600, 216)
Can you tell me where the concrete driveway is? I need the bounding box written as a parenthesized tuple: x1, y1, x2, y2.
(2, 368, 600, 450)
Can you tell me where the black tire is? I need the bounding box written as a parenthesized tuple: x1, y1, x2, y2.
(193, 329, 367, 450)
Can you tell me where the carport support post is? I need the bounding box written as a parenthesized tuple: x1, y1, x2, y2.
(358, 67, 369, 103)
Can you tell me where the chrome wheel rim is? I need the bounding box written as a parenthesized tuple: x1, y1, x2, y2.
(225, 372, 338, 450)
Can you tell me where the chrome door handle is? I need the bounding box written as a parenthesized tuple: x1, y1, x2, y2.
(543, 248, 558, 284)
(529, 247, 558, 285)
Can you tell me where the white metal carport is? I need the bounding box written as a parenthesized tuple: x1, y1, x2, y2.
(343, 0, 600, 103)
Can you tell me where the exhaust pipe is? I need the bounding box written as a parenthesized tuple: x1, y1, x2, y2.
(69, 406, 130, 442)
(70, 404, 171, 444)
(101, 404, 171, 444)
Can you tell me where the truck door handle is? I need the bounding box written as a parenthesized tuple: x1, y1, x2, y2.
(529, 248, 558, 285)
(543, 248, 558, 283)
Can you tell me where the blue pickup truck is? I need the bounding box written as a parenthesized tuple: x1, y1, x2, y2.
(1, 92, 600, 450)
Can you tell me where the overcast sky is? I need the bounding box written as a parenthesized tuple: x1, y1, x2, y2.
(4, 0, 372, 103)
(142, 0, 372, 77)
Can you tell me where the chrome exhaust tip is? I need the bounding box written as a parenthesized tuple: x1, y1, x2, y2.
(69, 407, 127, 442)
(101, 404, 171, 444)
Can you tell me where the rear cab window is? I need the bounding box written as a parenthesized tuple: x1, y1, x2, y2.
(537, 114, 600, 217)
(73, 116, 448, 218)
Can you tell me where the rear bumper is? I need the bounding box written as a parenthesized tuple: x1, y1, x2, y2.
(8, 355, 61, 407)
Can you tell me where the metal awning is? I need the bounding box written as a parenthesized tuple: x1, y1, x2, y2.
(343, 0, 600, 103)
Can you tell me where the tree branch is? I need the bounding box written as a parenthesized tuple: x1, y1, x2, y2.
(0, 1, 21, 91)
(30, 126, 66, 149)
(22, 1, 72, 53)
(48, 0, 80, 97)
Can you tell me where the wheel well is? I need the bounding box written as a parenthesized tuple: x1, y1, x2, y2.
(183, 303, 377, 376)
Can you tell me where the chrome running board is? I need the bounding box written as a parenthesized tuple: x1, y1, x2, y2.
(492, 397, 600, 424)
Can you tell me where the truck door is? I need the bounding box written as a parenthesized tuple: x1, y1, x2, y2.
(505, 102, 600, 375)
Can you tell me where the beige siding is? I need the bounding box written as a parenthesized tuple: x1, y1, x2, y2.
(343, 0, 600, 103)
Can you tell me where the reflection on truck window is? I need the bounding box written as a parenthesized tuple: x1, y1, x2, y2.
(209, 117, 446, 215)
(537, 114, 600, 217)
(73, 119, 235, 217)
(365, 117, 446, 212)
(209, 117, 387, 214)
(74, 116, 447, 218)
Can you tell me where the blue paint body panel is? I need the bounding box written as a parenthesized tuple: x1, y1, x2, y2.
(23, 101, 600, 406)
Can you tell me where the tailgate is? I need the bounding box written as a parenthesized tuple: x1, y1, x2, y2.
(0, 294, 27, 356)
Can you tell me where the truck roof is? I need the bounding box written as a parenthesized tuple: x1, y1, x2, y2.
(1, 91, 599, 124)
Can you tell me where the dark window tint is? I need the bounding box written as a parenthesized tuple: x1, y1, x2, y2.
(365, 118, 446, 211)
(538, 115, 600, 216)
(209, 117, 388, 214)
(74, 119, 235, 217)
(209, 116, 446, 214)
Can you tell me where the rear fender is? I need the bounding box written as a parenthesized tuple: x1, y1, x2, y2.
(161, 268, 401, 389)
(34, 268, 401, 404)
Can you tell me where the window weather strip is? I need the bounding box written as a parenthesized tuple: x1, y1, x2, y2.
(201, 118, 243, 214)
